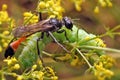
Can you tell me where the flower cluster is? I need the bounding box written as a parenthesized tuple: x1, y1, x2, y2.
(84, 35, 106, 47)
(16, 60, 58, 80)
(95, 38, 106, 47)
(94, 0, 113, 13)
(98, 55, 115, 69)
(3, 57, 20, 70)
(53, 53, 86, 67)
(93, 55, 115, 80)
(94, 62, 114, 80)
(23, 12, 39, 25)
(1, 57, 58, 80)
(37, 0, 64, 19)
(0, 4, 15, 53)
(0, 4, 9, 24)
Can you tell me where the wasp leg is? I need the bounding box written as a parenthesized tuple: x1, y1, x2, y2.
(36, 32, 46, 68)
(38, 12, 42, 21)
(57, 29, 69, 41)
(48, 31, 69, 53)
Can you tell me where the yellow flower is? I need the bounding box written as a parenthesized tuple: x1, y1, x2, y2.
(1, 39, 5, 43)
(11, 73, 17, 77)
(38, 60, 42, 65)
(70, 0, 83, 11)
(38, 1, 46, 9)
(3, 57, 18, 66)
(2, 30, 10, 35)
(12, 57, 18, 62)
(4, 58, 12, 65)
(0, 4, 10, 24)
(99, 0, 107, 7)
(94, 61, 114, 80)
(54, 6, 64, 13)
(108, 2, 112, 7)
(46, 67, 55, 76)
(2, 4, 7, 11)
(23, 12, 32, 17)
(51, 76, 58, 80)
(3, 42, 8, 48)
(98, 0, 113, 8)
(37, 0, 64, 19)
(75, 4, 82, 11)
(94, 6, 99, 14)
(0, 10, 9, 23)
(99, 55, 115, 68)
(17, 76, 23, 80)
(23, 12, 38, 25)
(38, 71, 44, 79)
(32, 64, 37, 70)
(0, 45, 2, 52)
(70, 55, 79, 66)
(64, 53, 72, 60)
(13, 64, 20, 70)
(95, 38, 106, 47)
(47, 1, 54, 6)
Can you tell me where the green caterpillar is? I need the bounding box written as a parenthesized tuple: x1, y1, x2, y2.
(17, 25, 105, 69)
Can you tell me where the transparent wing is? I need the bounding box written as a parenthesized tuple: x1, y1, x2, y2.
(12, 19, 53, 38)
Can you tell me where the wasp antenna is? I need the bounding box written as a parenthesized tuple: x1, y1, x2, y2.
(72, 18, 80, 21)
(72, 18, 85, 28)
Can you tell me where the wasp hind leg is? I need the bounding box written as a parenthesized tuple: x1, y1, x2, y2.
(36, 32, 47, 69)
(38, 12, 42, 21)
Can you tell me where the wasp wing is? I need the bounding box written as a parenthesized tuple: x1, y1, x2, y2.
(12, 19, 53, 38)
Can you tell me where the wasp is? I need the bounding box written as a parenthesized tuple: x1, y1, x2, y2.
(4, 15, 73, 62)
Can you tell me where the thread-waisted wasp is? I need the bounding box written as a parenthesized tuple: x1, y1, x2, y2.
(4, 13, 73, 66)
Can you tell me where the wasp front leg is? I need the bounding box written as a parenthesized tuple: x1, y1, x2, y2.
(48, 31, 69, 53)
(57, 29, 69, 41)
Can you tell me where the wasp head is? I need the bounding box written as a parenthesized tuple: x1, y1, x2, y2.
(63, 17, 73, 31)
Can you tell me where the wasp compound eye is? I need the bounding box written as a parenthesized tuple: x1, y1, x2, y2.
(49, 18, 62, 28)
(63, 17, 73, 30)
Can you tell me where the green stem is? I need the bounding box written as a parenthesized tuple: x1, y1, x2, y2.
(79, 46, 120, 53)
(112, 32, 120, 35)
(3, 71, 19, 77)
(111, 25, 120, 32)
(42, 51, 53, 57)
(76, 48, 92, 68)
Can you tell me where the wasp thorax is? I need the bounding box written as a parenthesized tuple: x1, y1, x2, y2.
(49, 18, 62, 29)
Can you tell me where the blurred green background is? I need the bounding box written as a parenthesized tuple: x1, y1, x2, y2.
(0, 0, 120, 80)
